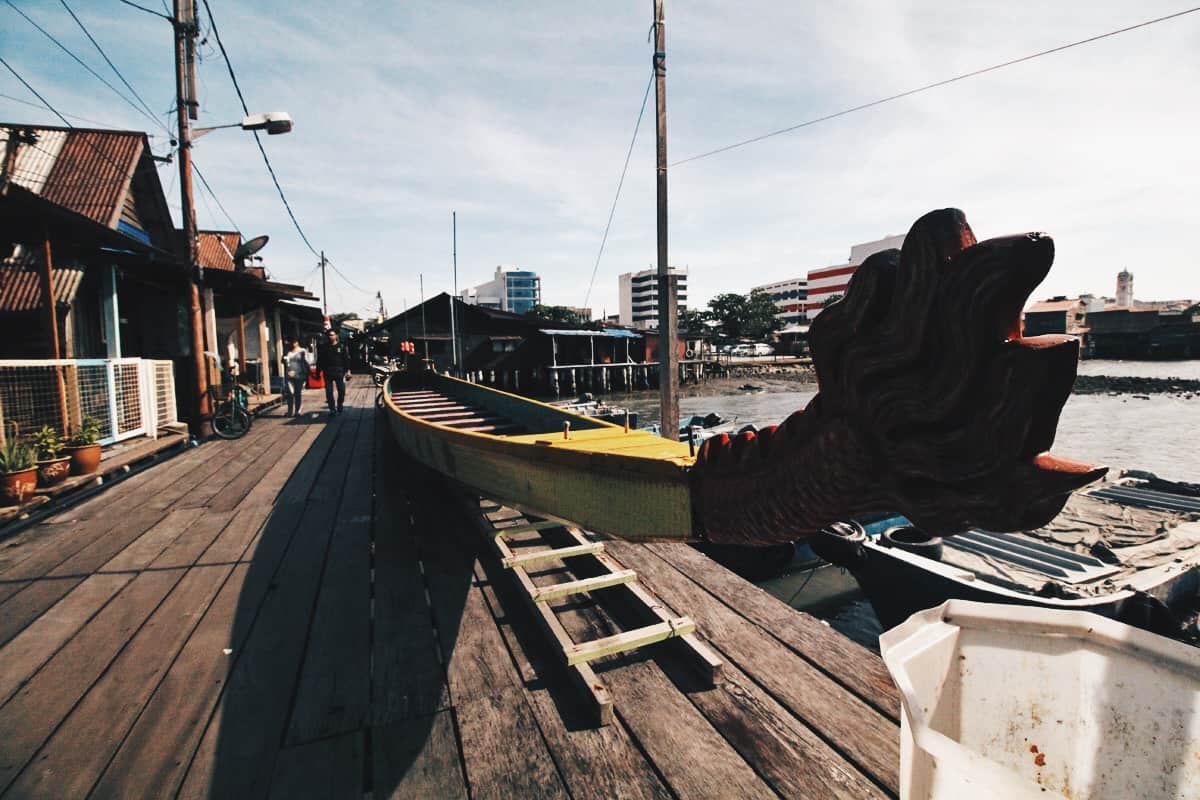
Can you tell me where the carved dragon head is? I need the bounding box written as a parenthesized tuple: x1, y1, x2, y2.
(691, 208, 1107, 546)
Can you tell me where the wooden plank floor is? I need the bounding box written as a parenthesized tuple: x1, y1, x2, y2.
(0, 383, 900, 799)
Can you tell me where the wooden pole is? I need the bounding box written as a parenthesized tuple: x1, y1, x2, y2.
(236, 311, 247, 377)
(175, 0, 209, 428)
(38, 233, 61, 359)
(653, 0, 679, 438)
(40, 232, 70, 433)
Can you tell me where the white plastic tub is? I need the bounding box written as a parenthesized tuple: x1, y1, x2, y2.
(880, 600, 1200, 799)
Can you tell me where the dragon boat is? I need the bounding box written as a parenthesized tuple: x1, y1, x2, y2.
(382, 209, 1109, 546)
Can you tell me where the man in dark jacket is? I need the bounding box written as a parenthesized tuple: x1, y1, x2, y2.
(316, 329, 350, 413)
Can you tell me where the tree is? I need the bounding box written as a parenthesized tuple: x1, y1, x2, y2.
(822, 293, 844, 308)
(330, 311, 360, 327)
(524, 305, 588, 327)
(677, 307, 709, 332)
(706, 290, 781, 340)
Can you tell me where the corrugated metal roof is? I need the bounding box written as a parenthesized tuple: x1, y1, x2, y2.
(1, 127, 143, 228)
(539, 328, 641, 338)
(197, 231, 240, 271)
(0, 247, 85, 312)
(1026, 300, 1078, 313)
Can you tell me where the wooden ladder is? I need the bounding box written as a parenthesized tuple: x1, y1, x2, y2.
(469, 497, 724, 726)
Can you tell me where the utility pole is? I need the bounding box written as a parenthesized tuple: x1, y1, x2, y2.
(419, 273, 428, 362)
(449, 212, 458, 374)
(653, 0, 679, 439)
(320, 250, 327, 315)
(174, 0, 209, 430)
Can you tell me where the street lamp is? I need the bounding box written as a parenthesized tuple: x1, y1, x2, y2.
(191, 112, 294, 139)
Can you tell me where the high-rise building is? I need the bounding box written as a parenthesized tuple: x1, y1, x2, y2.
(751, 277, 808, 327)
(1116, 269, 1134, 308)
(618, 267, 688, 329)
(460, 265, 541, 315)
(807, 233, 906, 317)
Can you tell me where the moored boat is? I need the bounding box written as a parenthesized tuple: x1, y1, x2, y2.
(811, 476, 1200, 636)
(383, 370, 696, 541)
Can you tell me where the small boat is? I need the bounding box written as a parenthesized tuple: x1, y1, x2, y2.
(551, 394, 639, 429)
(811, 475, 1200, 636)
(384, 371, 696, 541)
(679, 412, 739, 443)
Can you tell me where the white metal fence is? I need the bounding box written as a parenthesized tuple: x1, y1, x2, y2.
(0, 358, 178, 445)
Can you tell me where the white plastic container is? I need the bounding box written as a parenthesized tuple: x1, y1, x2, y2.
(880, 600, 1200, 799)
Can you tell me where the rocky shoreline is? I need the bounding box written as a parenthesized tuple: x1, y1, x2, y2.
(674, 366, 1200, 399)
(1072, 375, 1200, 397)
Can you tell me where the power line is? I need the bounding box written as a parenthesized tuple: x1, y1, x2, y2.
(192, 160, 240, 231)
(199, 0, 321, 258)
(324, 256, 374, 295)
(0, 91, 119, 128)
(671, 6, 1200, 168)
(0, 56, 72, 128)
(583, 69, 653, 310)
(116, 0, 172, 21)
(59, 0, 171, 136)
(4, 0, 165, 134)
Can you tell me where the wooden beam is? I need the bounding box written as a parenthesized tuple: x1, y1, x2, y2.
(529, 571, 637, 604)
(38, 233, 61, 359)
(501, 541, 605, 569)
(564, 617, 695, 666)
(236, 312, 247, 377)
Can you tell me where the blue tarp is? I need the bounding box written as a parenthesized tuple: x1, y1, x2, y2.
(539, 328, 641, 339)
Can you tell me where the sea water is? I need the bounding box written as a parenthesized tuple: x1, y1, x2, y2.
(617, 360, 1200, 650)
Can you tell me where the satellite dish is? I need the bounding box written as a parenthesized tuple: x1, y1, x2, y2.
(234, 234, 269, 262)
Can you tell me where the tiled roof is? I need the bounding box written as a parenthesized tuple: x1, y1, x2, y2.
(1, 126, 143, 227)
(0, 246, 85, 312)
(1026, 299, 1078, 314)
(197, 231, 241, 271)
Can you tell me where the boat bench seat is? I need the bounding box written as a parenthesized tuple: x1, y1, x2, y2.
(391, 390, 529, 436)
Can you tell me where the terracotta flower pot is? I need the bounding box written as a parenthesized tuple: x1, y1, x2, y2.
(1, 467, 37, 506)
(37, 456, 72, 488)
(64, 443, 102, 476)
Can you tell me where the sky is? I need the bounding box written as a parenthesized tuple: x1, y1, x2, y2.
(3, 1, 1199, 319)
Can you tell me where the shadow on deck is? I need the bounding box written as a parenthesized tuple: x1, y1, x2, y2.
(0, 383, 901, 798)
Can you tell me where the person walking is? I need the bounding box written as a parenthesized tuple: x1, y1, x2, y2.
(316, 329, 350, 414)
(282, 339, 310, 416)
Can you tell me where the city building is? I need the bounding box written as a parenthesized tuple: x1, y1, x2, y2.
(618, 266, 687, 330)
(1022, 294, 1104, 337)
(751, 277, 808, 327)
(460, 265, 541, 315)
(1116, 269, 1134, 307)
(807, 233, 906, 317)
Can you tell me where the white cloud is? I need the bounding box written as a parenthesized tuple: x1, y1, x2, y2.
(3, 0, 1198, 316)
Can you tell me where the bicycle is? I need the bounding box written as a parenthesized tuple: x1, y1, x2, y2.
(210, 383, 252, 439)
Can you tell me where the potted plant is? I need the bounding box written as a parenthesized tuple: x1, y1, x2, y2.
(0, 426, 38, 506)
(64, 416, 103, 476)
(31, 425, 71, 488)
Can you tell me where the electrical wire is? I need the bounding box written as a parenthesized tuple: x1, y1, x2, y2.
(199, 0, 320, 258)
(323, 256, 374, 295)
(59, 0, 171, 136)
(582, 69, 653, 311)
(192, 160, 240, 231)
(4, 0, 165, 134)
(116, 0, 172, 21)
(0, 91, 122, 128)
(671, 5, 1200, 168)
(0, 56, 72, 128)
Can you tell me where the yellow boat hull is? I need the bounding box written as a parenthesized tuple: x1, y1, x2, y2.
(383, 373, 697, 541)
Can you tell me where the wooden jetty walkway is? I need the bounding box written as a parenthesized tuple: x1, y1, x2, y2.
(0, 384, 901, 798)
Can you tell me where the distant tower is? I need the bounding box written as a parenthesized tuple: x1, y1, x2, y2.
(1116, 269, 1134, 307)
